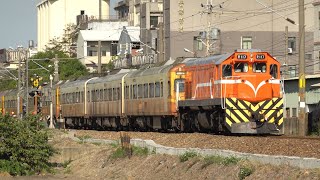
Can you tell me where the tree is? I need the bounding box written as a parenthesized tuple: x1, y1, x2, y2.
(45, 23, 79, 57)
(0, 115, 56, 175)
(29, 50, 89, 83)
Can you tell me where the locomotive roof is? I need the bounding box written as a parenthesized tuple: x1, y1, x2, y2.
(126, 64, 173, 78)
(184, 53, 232, 66)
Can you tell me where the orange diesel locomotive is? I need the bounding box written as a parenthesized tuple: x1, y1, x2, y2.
(178, 50, 284, 134)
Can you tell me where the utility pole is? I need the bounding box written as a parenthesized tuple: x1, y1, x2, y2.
(25, 55, 29, 116)
(98, 0, 102, 74)
(49, 74, 54, 128)
(54, 54, 59, 82)
(298, 0, 306, 136)
(158, 22, 164, 63)
(284, 26, 288, 78)
(201, 0, 213, 56)
(17, 51, 21, 118)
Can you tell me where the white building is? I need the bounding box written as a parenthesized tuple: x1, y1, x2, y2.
(37, 0, 111, 51)
(77, 24, 140, 72)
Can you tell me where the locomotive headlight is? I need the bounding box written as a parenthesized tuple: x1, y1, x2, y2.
(176, 71, 186, 75)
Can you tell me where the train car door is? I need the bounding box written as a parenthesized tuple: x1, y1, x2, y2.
(175, 78, 185, 110)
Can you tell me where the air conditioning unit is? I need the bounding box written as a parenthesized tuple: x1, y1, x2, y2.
(288, 48, 293, 54)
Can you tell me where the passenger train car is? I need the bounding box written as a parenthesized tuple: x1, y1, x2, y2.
(0, 50, 284, 134)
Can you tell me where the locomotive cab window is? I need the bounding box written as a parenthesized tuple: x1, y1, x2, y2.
(253, 63, 266, 73)
(270, 64, 278, 78)
(234, 62, 248, 73)
(174, 79, 185, 92)
(222, 64, 232, 77)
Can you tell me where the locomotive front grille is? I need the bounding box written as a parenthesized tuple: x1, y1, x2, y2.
(225, 98, 284, 131)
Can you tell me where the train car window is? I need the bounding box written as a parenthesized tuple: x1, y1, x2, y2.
(87, 91, 90, 102)
(144, 84, 148, 98)
(96, 90, 99, 102)
(78, 92, 80, 103)
(91, 90, 95, 102)
(149, 83, 154, 98)
(108, 89, 112, 101)
(138, 84, 143, 98)
(133, 85, 137, 99)
(112, 88, 116, 101)
(270, 64, 278, 78)
(100, 89, 103, 101)
(160, 82, 163, 97)
(117, 88, 121, 100)
(174, 79, 185, 92)
(253, 63, 266, 73)
(234, 63, 248, 73)
(155, 82, 160, 97)
(222, 64, 232, 77)
(81, 91, 84, 103)
(125, 86, 129, 99)
(103, 89, 107, 101)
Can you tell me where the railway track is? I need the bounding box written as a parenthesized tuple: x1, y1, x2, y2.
(71, 129, 320, 159)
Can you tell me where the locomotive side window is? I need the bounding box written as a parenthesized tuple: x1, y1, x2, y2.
(270, 64, 278, 78)
(174, 79, 185, 92)
(253, 63, 266, 73)
(222, 64, 232, 77)
(234, 62, 248, 73)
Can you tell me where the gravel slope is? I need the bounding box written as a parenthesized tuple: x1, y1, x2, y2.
(74, 130, 320, 159)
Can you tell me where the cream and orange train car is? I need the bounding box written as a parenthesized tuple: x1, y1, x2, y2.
(178, 50, 284, 134)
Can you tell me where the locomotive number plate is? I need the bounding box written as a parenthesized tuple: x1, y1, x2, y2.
(256, 54, 266, 59)
(237, 54, 247, 59)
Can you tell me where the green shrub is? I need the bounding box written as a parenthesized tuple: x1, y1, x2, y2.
(239, 166, 254, 180)
(132, 146, 149, 156)
(0, 115, 56, 176)
(202, 155, 241, 169)
(110, 147, 127, 159)
(77, 135, 91, 144)
(179, 151, 198, 162)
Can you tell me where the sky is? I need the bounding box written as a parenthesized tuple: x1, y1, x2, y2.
(0, 0, 119, 49)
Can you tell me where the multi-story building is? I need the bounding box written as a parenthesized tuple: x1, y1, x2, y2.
(162, 0, 315, 75)
(114, 0, 129, 20)
(76, 21, 140, 72)
(0, 43, 38, 70)
(37, 0, 111, 51)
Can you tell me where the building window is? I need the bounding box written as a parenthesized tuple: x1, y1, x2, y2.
(288, 37, 296, 51)
(194, 36, 203, 51)
(150, 16, 158, 28)
(241, 36, 252, 49)
(88, 50, 97, 56)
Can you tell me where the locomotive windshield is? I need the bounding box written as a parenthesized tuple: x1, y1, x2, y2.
(253, 62, 266, 73)
(234, 62, 248, 73)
